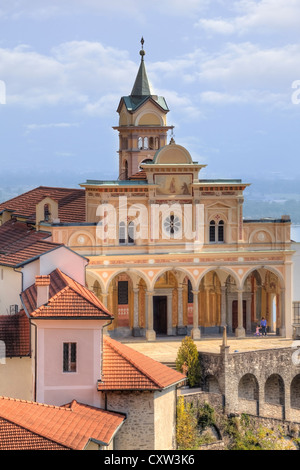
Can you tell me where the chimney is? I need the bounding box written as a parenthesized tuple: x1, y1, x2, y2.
(35, 275, 51, 308)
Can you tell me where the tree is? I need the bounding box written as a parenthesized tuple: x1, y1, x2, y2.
(176, 336, 201, 387)
(176, 397, 200, 450)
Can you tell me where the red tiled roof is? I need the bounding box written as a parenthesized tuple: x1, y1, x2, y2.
(0, 417, 69, 450)
(98, 336, 186, 391)
(129, 170, 147, 180)
(0, 219, 63, 268)
(21, 268, 112, 320)
(0, 311, 30, 357)
(0, 186, 86, 223)
(0, 397, 125, 450)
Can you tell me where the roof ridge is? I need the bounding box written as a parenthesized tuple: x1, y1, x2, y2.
(0, 396, 76, 450)
(56, 270, 111, 314)
(30, 269, 111, 317)
(0, 395, 71, 411)
(104, 337, 163, 388)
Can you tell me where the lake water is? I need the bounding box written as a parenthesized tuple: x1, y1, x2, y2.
(291, 225, 300, 242)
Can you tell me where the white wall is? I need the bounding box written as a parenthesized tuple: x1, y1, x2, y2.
(22, 246, 87, 290)
(0, 266, 23, 314)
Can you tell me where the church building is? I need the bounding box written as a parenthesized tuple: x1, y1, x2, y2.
(0, 41, 293, 341)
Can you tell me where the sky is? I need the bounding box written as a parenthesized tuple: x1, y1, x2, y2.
(0, 0, 300, 193)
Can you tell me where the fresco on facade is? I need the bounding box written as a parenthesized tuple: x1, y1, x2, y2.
(155, 175, 192, 196)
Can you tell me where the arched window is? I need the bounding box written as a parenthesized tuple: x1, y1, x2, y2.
(124, 160, 128, 180)
(138, 137, 143, 150)
(119, 221, 135, 245)
(149, 137, 154, 150)
(210, 219, 225, 243)
(209, 221, 216, 243)
(119, 222, 126, 245)
(128, 221, 135, 244)
(143, 137, 149, 150)
(218, 220, 224, 242)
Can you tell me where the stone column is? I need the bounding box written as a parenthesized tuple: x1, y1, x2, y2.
(221, 286, 227, 327)
(146, 291, 156, 341)
(246, 296, 252, 333)
(177, 287, 187, 335)
(167, 292, 173, 336)
(191, 290, 201, 340)
(284, 259, 293, 338)
(280, 288, 286, 337)
(235, 289, 245, 338)
(132, 287, 140, 336)
(205, 286, 210, 327)
(101, 292, 108, 308)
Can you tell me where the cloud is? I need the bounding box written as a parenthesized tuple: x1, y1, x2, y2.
(0, 41, 136, 109)
(24, 122, 80, 134)
(196, 0, 300, 35)
(0, 0, 210, 20)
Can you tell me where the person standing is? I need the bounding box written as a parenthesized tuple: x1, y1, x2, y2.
(260, 317, 267, 336)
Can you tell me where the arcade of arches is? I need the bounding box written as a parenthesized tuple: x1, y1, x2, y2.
(87, 266, 285, 339)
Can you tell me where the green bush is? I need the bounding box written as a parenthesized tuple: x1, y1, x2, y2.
(175, 336, 201, 387)
(197, 403, 216, 431)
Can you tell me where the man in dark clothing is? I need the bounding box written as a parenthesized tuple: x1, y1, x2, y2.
(260, 317, 267, 336)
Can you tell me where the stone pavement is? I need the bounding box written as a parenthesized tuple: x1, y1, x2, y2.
(122, 335, 294, 364)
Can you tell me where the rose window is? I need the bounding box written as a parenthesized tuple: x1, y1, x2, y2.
(163, 214, 181, 236)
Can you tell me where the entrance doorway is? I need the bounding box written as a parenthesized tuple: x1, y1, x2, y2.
(153, 296, 167, 335)
(232, 300, 247, 331)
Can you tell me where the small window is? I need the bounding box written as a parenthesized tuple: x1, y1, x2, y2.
(218, 220, 224, 243)
(119, 222, 126, 245)
(149, 137, 154, 150)
(209, 221, 216, 242)
(118, 281, 128, 305)
(210, 219, 225, 244)
(63, 342, 77, 373)
(128, 221, 135, 244)
(124, 160, 128, 180)
(44, 204, 51, 222)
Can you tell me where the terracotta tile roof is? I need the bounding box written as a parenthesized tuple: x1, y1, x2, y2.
(0, 397, 125, 450)
(0, 219, 63, 268)
(0, 311, 30, 357)
(98, 336, 186, 391)
(35, 275, 51, 286)
(129, 170, 147, 180)
(0, 417, 69, 450)
(21, 268, 113, 320)
(0, 186, 86, 223)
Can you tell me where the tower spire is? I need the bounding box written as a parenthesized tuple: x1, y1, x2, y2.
(130, 37, 152, 97)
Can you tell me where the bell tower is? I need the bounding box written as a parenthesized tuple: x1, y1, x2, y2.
(114, 38, 173, 180)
